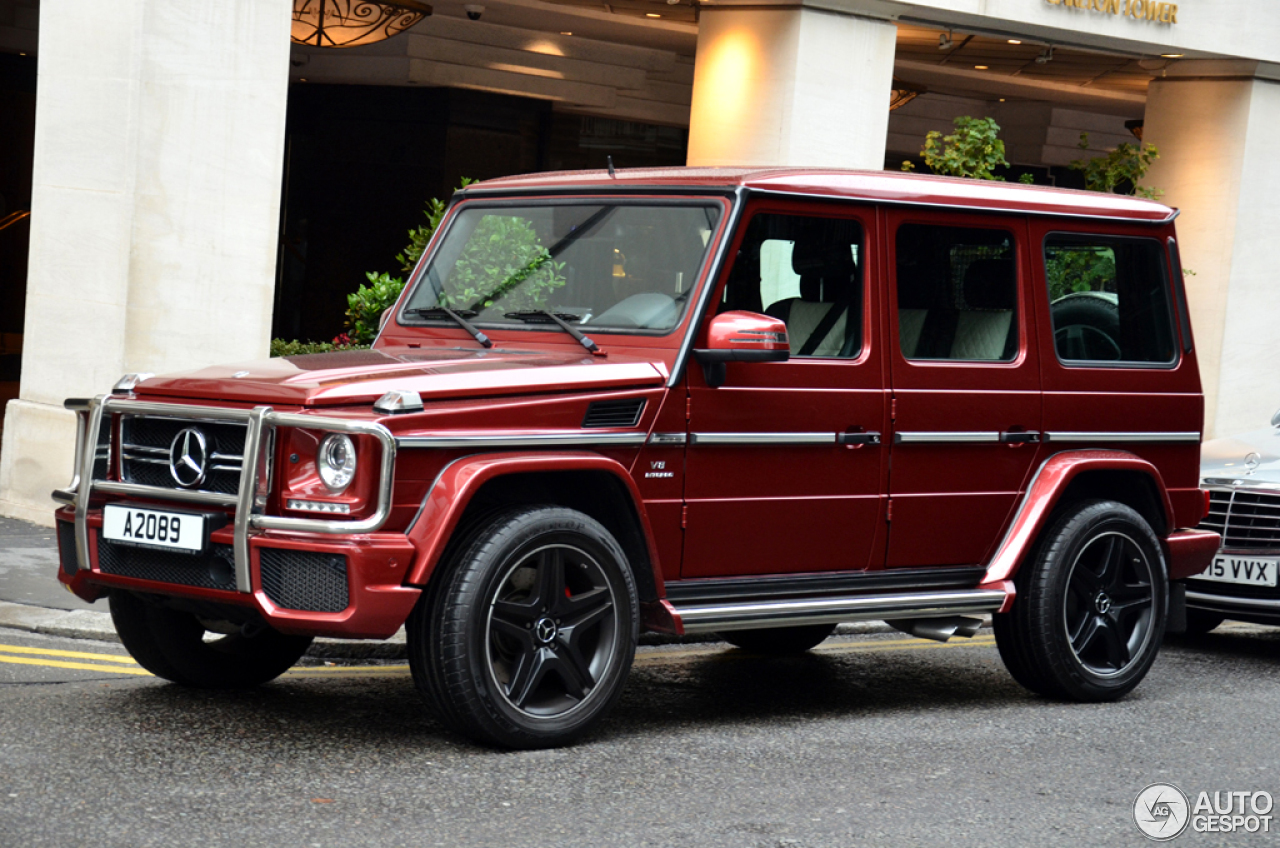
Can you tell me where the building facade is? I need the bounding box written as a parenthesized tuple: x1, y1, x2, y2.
(0, 0, 1277, 523)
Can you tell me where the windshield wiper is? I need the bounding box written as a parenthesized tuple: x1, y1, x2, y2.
(407, 306, 492, 349)
(504, 310, 602, 356)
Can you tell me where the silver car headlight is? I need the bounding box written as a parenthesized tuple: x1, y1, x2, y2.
(317, 434, 357, 493)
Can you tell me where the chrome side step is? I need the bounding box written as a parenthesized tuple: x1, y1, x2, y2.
(666, 588, 1008, 635)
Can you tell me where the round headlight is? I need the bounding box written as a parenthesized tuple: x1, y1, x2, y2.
(317, 434, 357, 493)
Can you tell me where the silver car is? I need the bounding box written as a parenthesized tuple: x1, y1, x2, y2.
(1192, 410, 1280, 632)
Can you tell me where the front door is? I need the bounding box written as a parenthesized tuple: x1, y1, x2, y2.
(885, 211, 1042, 568)
(682, 201, 889, 578)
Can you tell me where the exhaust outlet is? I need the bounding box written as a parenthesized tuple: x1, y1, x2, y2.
(888, 615, 984, 642)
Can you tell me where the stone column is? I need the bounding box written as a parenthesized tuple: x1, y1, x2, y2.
(687, 5, 897, 169)
(0, 0, 292, 524)
(1143, 63, 1280, 438)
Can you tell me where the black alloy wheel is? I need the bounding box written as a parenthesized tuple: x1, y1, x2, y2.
(994, 499, 1167, 701)
(408, 506, 638, 749)
(1062, 530, 1158, 677)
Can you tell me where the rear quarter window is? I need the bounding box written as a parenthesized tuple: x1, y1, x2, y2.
(1043, 234, 1177, 366)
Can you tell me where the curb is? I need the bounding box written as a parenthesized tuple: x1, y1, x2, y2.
(0, 599, 902, 659)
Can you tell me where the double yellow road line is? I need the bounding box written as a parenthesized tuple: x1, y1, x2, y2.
(0, 633, 996, 679)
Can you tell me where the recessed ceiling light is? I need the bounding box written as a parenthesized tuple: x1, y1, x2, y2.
(1161, 53, 1184, 58)
(1007, 39, 1022, 45)
(975, 65, 989, 70)
(561, 31, 572, 35)
(299, 78, 308, 82)
(646, 12, 661, 17)
(999, 98, 1006, 102)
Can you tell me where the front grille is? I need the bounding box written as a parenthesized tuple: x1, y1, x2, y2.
(583, 398, 646, 428)
(259, 548, 349, 613)
(119, 415, 247, 496)
(97, 539, 238, 591)
(56, 520, 78, 576)
(1199, 488, 1280, 550)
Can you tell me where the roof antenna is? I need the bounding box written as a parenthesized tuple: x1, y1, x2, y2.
(607, 155, 616, 178)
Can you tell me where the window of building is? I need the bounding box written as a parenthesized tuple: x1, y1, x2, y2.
(1044, 235, 1176, 365)
(896, 224, 1018, 362)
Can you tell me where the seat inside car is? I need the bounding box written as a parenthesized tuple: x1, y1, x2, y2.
(765, 238, 857, 357)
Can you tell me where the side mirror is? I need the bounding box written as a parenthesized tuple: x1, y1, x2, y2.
(692, 311, 790, 388)
(1272, 408, 1280, 428)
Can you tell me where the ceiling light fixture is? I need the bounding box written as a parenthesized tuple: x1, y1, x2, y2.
(1007, 39, 1022, 45)
(1161, 52, 1184, 58)
(646, 12, 661, 17)
(290, 0, 433, 49)
(938, 31, 953, 51)
(975, 65, 989, 70)
(889, 78, 924, 111)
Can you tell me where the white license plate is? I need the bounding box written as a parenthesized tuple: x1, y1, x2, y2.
(102, 505, 206, 553)
(1197, 554, 1280, 588)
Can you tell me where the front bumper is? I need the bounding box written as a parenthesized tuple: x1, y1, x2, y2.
(54, 396, 419, 639)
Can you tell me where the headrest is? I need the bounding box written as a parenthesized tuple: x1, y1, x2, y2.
(792, 239, 856, 302)
(963, 258, 1016, 310)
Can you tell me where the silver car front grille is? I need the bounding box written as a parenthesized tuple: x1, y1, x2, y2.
(118, 415, 248, 495)
(1199, 488, 1280, 550)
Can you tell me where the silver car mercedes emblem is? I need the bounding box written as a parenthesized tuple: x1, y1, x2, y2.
(1245, 452, 1261, 474)
(169, 427, 209, 488)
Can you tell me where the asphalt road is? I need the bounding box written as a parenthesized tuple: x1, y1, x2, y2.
(0, 624, 1277, 848)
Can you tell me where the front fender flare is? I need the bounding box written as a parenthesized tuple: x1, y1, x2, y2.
(402, 451, 663, 590)
(978, 449, 1176, 610)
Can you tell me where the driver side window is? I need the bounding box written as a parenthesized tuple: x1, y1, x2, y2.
(720, 213, 863, 358)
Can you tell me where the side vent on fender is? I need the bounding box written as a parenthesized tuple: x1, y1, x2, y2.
(583, 398, 646, 429)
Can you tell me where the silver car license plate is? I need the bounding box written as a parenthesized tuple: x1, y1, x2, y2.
(102, 504, 207, 554)
(1197, 554, 1279, 587)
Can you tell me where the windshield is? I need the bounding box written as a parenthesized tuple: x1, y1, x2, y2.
(401, 201, 723, 334)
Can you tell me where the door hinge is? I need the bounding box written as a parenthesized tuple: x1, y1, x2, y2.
(685, 397, 692, 420)
(886, 498, 893, 523)
(890, 397, 897, 421)
(681, 504, 688, 528)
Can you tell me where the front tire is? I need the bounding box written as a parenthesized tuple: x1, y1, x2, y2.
(109, 590, 313, 688)
(994, 500, 1167, 701)
(408, 506, 639, 749)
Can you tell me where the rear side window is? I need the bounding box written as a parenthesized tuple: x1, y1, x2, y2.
(895, 224, 1018, 362)
(1044, 235, 1176, 365)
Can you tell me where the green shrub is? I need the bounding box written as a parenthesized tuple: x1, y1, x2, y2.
(269, 337, 365, 357)
(1070, 133, 1161, 199)
(901, 116, 1010, 180)
(346, 271, 406, 345)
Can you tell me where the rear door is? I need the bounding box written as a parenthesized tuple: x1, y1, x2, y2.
(885, 210, 1043, 568)
(681, 199, 889, 578)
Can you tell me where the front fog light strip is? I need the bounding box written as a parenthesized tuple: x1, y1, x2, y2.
(287, 499, 352, 514)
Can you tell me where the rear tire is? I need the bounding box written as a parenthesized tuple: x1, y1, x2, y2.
(720, 624, 836, 654)
(994, 500, 1167, 701)
(109, 590, 313, 688)
(408, 506, 638, 749)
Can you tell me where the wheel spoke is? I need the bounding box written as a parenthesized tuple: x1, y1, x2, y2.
(561, 586, 611, 631)
(1099, 619, 1132, 669)
(1095, 536, 1122, 588)
(535, 548, 566, 613)
(506, 646, 554, 708)
(1070, 612, 1101, 653)
(550, 644, 592, 699)
(490, 608, 534, 646)
(1072, 561, 1102, 595)
(1109, 584, 1152, 617)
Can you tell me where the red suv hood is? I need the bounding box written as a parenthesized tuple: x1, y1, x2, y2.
(135, 347, 668, 408)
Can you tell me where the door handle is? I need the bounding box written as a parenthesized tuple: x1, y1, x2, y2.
(837, 431, 882, 446)
(999, 431, 1042, 445)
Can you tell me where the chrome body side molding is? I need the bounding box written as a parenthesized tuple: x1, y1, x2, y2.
(690, 432, 837, 446)
(1045, 431, 1200, 444)
(668, 588, 1008, 634)
(894, 431, 1002, 444)
(396, 432, 649, 450)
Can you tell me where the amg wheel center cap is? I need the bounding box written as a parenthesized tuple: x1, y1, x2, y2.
(533, 617, 558, 644)
(1094, 592, 1113, 615)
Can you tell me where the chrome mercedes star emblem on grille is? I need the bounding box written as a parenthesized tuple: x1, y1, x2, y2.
(168, 427, 209, 488)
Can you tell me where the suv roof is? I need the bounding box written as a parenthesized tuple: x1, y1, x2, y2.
(466, 166, 1177, 224)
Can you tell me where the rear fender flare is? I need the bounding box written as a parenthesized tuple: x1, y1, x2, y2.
(979, 449, 1175, 607)
(402, 451, 663, 591)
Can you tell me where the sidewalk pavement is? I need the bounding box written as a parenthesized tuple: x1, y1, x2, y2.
(0, 515, 898, 659)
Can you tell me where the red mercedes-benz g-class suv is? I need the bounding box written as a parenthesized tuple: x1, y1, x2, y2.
(53, 168, 1220, 749)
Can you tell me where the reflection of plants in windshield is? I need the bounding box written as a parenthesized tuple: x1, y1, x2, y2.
(440, 215, 566, 312)
(1046, 247, 1115, 301)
